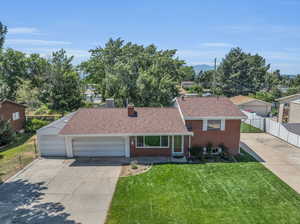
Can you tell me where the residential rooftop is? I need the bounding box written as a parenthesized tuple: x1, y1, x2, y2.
(176, 96, 246, 119)
(60, 107, 191, 136)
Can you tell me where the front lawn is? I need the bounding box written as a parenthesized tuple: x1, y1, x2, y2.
(0, 134, 37, 182)
(241, 122, 263, 133)
(107, 155, 300, 223)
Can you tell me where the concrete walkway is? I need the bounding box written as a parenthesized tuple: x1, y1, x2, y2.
(241, 133, 300, 194)
(0, 158, 121, 224)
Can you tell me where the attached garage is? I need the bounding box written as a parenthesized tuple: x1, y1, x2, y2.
(72, 137, 126, 157)
(38, 135, 66, 157)
(37, 113, 75, 157)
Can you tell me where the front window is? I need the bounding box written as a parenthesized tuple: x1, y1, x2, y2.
(207, 120, 221, 130)
(145, 136, 160, 147)
(136, 136, 169, 148)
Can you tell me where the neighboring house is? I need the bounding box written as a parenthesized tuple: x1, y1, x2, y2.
(276, 94, 300, 123)
(181, 81, 196, 89)
(37, 96, 246, 158)
(230, 95, 272, 117)
(0, 100, 26, 132)
(84, 84, 102, 104)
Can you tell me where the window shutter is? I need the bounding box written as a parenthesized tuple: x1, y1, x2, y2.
(221, 120, 225, 131)
(203, 120, 207, 131)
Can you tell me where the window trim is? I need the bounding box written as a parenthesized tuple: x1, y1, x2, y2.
(135, 136, 169, 148)
(203, 119, 225, 131)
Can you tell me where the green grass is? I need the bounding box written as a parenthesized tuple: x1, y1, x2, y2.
(0, 133, 36, 182)
(241, 122, 263, 133)
(107, 154, 300, 224)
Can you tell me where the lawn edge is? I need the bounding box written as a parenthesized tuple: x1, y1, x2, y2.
(0, 158, 40, 186)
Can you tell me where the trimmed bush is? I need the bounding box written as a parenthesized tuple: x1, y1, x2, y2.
(25, 118, 50, 133)
(219, 143, 230, 160)
(189, 146, 204, 160)
(0, 119, 16, 147)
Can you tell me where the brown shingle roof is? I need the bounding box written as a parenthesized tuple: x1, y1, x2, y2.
(60, 107, 190, 135)
(176, 96, 246, 118)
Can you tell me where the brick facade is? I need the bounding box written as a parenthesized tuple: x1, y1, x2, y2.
(130, 136, 172, 157)
(0, 101, 26, 132)
(129, 119, 241, 157)
(185, 120, 241, 155)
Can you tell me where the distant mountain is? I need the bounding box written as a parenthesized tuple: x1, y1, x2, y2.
(193, 64, 214, 74)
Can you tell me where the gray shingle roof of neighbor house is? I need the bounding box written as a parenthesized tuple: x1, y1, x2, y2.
(60, 107, 192, 136)
(176, 96, 246, 119)
(276, 94, 300, 102)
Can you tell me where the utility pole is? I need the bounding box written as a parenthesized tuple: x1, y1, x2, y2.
(213, 58, 217, 95)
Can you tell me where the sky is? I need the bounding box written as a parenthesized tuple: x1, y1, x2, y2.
(1, 0, 300, 74)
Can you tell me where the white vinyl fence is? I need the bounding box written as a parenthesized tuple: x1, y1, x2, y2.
(242, 110, 300, 148)
(242, 110, 265, 131)
(265, 118, 300, 148)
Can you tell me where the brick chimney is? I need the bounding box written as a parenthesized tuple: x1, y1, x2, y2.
(128, 104, 137, 117)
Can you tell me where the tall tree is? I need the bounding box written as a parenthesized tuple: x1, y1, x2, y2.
(81, 38, 189, 106)
(40, 49, 83, 115)
(0, 49, 28, 100)
(0, 22, 7, 49)
(217, 48, 270, 96)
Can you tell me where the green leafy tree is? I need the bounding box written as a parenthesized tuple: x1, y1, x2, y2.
(197, 70, 214, 88)
(16, 78, 41, 111)
(40, 49, 84, 115)
(0, 49, 28, 100)
(0, 119, 15, 146)
(180, 66, 196, 81)
(187, 84, 203, 95)
(0, 22, 7, 49)
(81, 38, 188, 106)
(217, 48, 270, 96)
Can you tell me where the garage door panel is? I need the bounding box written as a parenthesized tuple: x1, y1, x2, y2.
(72, 137, 125, 157)
(39, 135, 66, 156)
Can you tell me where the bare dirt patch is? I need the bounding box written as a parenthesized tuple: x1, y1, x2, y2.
(120, 164, 151, 177)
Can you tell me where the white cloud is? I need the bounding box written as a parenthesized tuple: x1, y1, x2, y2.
(20, 48, 90, 64)
(8, 27, 41, 35)
(6, 39, 72, 46)
(201, 42, 233, 47)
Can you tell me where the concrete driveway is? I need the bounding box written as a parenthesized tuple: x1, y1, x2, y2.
(241, 133, 300, 194)
(0, 158, 121, 224)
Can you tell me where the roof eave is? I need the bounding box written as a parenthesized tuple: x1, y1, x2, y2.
(59, 131, 194, 137)
(184, 116, 247, 120)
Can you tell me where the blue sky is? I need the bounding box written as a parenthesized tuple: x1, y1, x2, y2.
(2, 0, 300, 74)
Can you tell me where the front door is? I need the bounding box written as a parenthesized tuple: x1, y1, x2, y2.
(172, 136, 183, 155)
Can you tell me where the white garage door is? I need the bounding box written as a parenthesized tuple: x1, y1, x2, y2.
(72, 137, 125, 157)
(38, 135, 66, 157)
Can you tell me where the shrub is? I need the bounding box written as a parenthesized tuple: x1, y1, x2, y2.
(189, 146, 204, 160)
(219, 143, 230, 159)
(206, 142, 213, 155)
(0, 119, 16, 147)
(130, 160, 138, 169)
(25, 118, 50, 133)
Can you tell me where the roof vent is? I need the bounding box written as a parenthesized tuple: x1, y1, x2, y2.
(128, 104, 137, 117)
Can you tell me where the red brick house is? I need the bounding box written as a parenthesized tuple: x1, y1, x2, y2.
(0, 100, 26, 132)
(37, 96, 246, 158)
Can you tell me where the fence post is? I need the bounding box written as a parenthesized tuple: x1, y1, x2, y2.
(18, 154, 22, 168)
(34, 138, 37, 158)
